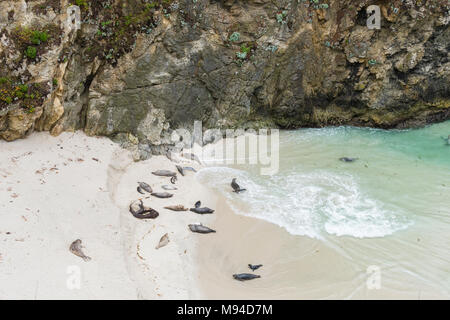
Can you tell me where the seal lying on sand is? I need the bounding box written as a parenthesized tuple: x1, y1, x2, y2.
(233, 273, 261, 281)
(190, 200, 214, 214)
(138, 182, 152, 193)
(188, 224, 216, 234)
(164, 205, 188, 211)
(155, 233, 169, 249)
(190, 207, 215, 214)
(69, 239, 91, 262)
(162, 185, 177, 190)
(176, 165, 198, 176)
(151, 192, 173, 198)
(231, 178, 246, 193)
(248, 264, 263, 271)
(129, 200, 159, 219)
(170, 176, 177, 184)
(152, 170, 177, 177)
(339, 157, 358, 162)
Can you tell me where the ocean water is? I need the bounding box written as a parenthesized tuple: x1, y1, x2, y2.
(197, 121, 450, 296)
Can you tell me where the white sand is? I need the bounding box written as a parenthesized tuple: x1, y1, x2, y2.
(0, 132, 214, 299)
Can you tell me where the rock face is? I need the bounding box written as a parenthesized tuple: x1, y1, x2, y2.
(0, 0, 449, 157)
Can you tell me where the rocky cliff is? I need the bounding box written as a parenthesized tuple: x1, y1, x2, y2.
(0, 0, 449, 158)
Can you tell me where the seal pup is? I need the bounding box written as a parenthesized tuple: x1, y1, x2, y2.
(164, 205, 188, 211)
(162, 185, 177, 191)
(339, 157, 358, 162)
(138, 182, 152, 193)
(231, 178, 246, 193)
(155, 233, 169, 249)
(248, 264, 263, 271)
(69, 239, 91, 262)
(188, 224, 216, 234)
(233, 273, 261, 281)
(151, 192, 173, 198)
(194, 201, 201, 208)
(152, 170, 177, 177)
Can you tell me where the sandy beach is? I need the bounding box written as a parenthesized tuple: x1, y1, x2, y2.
(1, 130, 448, 300)
(0, 131, 213, 299)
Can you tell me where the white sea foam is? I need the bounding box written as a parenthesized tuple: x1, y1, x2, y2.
(196, 166, 412, 239)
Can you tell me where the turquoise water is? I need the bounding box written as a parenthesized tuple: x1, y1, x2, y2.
(197, 121, 450, 296)
(198, 121, 450, 239)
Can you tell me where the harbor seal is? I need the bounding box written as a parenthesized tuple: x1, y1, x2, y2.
(155, 233, 169, 249)
(162, 185, 177, 190)
(164, 205, 188, 211)
(339, 157, 358, 162)
(138, 182, 152, 193)
(129, 200, 159, 219)
(69, 239, 91, 262)
(194, 200, 201, 208)
(190, 207, 215, 214)
(233, 273, 261, 281)
(170, 176, 177, 184)
(151, 192, 173, 198)
(176, 165, 197, 176)
(231, 178, 246, 193)
(188, 224, 216, 234)
(152, 170, 177, 177)
(248, 264, 263, 271)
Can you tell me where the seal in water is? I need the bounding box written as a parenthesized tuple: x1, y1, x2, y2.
(155, 233, 169, 249)
(194, 200, 201, 208)
(129, 200, 159, 219)
(233, 273, 261, 281)
(231, 178, 246, 193)
(190, 207, 215, 214)
(151, 192, 173, 198)
(339, 157, 358, 162)
(442, 135, 450, 145)
(188, 224, 216, 234)
(138, 182, 152, 193)
(170, 176, 177, 184)
(248, 264, 263, 271)
(152, 170, 177, 177)
(69, 239, 91, 262)
(164, 205, 188, 211)
(162, 185, 177, 190)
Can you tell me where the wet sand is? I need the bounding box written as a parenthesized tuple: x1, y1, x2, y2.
(195, 185, 448, 300)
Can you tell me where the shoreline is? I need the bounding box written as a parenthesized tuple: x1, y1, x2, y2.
(1, 130, 449, 299)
